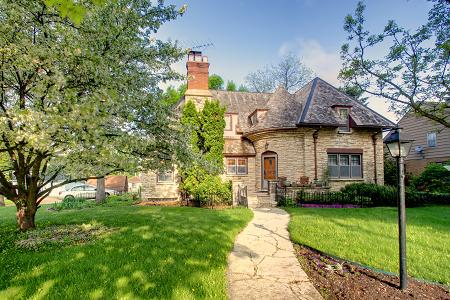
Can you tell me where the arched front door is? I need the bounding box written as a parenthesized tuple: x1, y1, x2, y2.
(261, 151, 277, 190)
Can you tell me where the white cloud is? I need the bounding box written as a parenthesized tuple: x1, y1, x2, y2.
(278, 38, 341, 85)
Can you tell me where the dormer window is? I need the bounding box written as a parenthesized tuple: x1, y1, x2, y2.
(248, 109, 267, 126)
(250, 113, 258, 125)
(335, 107, 351, 132)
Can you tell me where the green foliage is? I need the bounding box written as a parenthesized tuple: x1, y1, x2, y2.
(226, 81, 236, 91)
(161, 84, 187, 107)
(277, 197, 296, 207)
(338, 84, 368, 105)
(340, 1, 450, 127)
(383, 153, 398, 186)
(0, 0, 189, 228)
(208, 74, 224, 90)
(237, 85, 249, 92)
(412, 163, 450, 193)
(180, 100, 230, 204)
(340, 183, 398, 206)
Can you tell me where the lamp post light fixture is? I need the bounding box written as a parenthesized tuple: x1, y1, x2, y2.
(384, 127, 414, 290)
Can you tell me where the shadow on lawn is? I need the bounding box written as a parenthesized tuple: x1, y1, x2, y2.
(0, 206, 249, 299)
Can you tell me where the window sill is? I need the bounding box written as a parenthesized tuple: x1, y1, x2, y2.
(226, 174, 248, 177)
(337, 130, 352, 134)
(156, 181, 176, 185)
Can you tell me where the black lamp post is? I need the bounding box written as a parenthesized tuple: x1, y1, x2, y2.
(384, 128, 414, 290)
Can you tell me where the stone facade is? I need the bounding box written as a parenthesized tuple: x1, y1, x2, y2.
(140, 170, 179, 200)
(139, 51, 392, 206)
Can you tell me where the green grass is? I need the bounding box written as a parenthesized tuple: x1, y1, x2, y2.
(0, 204, 252, 299)
(286, 206, 450, 285)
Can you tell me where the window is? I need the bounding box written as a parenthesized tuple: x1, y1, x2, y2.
(328, 154, 362, 178)
(338, 108, 350, 132)
(225, 114, 232, 131)
(226, 158, 248, 175)
(427, 132, 436, 147)
(157, 170, 173, 183)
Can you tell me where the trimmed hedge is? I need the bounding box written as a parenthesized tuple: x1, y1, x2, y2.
(288, 183, 450, 208)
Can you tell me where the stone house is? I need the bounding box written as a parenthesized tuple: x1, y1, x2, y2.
(140, 51, 394, 207)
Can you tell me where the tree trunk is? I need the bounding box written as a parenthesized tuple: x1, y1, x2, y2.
(16, 204, 37, 231)
(96, 177, 106, 203)
(0, 195, 5, 207)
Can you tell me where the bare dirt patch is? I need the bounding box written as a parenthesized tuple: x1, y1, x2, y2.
(294, 244, 450, 300)
(16, 223, 116, 251)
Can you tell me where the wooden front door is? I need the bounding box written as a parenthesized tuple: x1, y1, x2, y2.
(262, 156, 277, 189)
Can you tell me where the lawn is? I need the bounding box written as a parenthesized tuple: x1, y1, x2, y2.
(0, 203, 252, 299)
(286, 206, 450, 285)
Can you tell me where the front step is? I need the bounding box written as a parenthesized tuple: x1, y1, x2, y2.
(255, 192, 276, 208)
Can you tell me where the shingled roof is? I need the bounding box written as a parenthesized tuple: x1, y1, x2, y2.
(212, 77, 394, 135)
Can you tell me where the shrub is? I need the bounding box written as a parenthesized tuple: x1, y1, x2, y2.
(340, 183, 398, 206)
(411, 163, 450, 193)
(277, 197, 297, 207)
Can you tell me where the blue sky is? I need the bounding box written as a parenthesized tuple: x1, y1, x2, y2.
(157, 0, 433, 121)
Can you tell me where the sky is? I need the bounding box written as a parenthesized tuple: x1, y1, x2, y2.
(156, 0, 434, 122)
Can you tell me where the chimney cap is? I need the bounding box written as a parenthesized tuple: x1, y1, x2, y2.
(188, 50, 208, 62)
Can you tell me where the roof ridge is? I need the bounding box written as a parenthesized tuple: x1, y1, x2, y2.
(213, 90, 273, 95)
(298, 77, 318, 123)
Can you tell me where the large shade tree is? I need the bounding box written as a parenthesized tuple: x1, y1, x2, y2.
(245, 52, 313, 93)
(340, 1, 449, 127)
(0, 0, 189, 230)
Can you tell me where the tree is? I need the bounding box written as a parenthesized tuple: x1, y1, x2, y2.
(208, 74, 224, 90)
(180, 100, 231, 204)
(161, 84, 187, 107)
(0, 0, 188, 230)
(245, 52, 314, 93)
(95, 177, 106, 203)
(226, 81, 236, 91)
(238, 85, 249, 92)
(340, 1, 450, 128)
(338, 84, 369, 105)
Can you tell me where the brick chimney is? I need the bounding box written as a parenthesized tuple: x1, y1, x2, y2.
(185, 51, 212, 98)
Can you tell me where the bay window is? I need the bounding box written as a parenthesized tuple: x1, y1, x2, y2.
(328, 154, 362, 178)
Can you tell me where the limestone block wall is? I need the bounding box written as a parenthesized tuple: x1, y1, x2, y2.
(248, 127, 385, 192)
(303, 127, 385, 191)
(222, 156, 257, 205)
(140, 170, 180, 200)
(251, 129, 306, 191)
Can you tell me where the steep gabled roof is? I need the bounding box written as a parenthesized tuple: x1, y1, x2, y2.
(297, 78, 394, 128)
(209, 77, 394, 135)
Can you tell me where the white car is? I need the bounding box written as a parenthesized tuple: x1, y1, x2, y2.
(58, 184, 115, 200)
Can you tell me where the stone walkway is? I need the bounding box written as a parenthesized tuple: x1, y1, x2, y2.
(227, 208, 323, 300)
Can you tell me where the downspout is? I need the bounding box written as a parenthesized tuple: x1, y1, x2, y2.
(372, 130, 381, 184)
(313, 128, 320, 181)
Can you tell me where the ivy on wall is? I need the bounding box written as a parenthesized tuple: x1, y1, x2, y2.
(180, 100, 231, 203)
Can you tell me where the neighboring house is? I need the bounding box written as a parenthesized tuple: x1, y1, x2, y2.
(397, 111, 450, 175)
(140, 51, 394, 207)
(87, 175, 128, 193)
(128, 176, 142, 193)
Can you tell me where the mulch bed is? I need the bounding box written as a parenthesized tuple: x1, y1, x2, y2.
(293, 244, 450, 300)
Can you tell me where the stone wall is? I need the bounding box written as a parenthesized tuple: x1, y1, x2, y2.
(222, 156, 257, 206)
(247, 127, 385, 192)
(140, 170, 179, 200)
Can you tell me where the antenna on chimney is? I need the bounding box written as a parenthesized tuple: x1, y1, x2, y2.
(188, 39, 214, 52)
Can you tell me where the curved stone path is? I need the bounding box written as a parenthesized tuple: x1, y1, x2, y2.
(227, 208, 323, 300)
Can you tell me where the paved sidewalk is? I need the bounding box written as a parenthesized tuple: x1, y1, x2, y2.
(227, 208, 323, 300)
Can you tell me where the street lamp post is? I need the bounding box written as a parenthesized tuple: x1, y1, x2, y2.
(384, 128, 414, 290)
